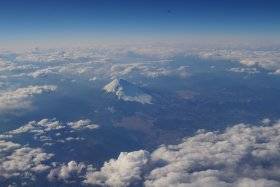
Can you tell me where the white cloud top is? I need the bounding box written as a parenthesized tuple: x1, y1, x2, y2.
(68, 119, 99, 130)
(48, 161, 86, 182)
(198, 49, 280, 74)
(84, 121, 280, 187)
(0, 140, 53, 179)
(0, 85, 57, 113)
(9, 119, 64, 136)
(84, 150, 150, 186)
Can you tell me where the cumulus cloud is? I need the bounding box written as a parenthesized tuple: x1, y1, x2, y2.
(145, 122, 280, 187)
(0, 85, 57, 113)
(48, 161, 86, 182)
(9, 119, 64, 136)
(271, 69, 280, 75)
(1, 118, 97, 146)
(109, 62, 190, 79)
(84, 121, 280, 187)
(0, 58, 35, 72)
(2, 44, 280, 81)
(229, 67, 259, 74)
(198, 49, 280, 75)
(0, 59, 9, 69)
(14, 50, 71, 63)
(28, 67, 57, 78)
(0, 118, 99, 183)
(109, 63, 174, 79)
(0, 140, 53, 179)
(0, 45, 192, 82)
(7, 118, 98, 136)
(84, 150, 150, 186)
(68, 119, 99, 130)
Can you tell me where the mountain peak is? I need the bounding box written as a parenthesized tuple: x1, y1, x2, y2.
(103, 79, 152, 104)
(103, 79, 128, 92)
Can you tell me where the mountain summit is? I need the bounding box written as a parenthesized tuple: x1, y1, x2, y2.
(103, 79, 152, 104)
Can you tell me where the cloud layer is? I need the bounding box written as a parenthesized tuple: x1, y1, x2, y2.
(0, 118, 99, 185)
(198, 49, 280, 74)
(0, 85, 57, 113)
(84, 150, 150, 186)
(1, 118, 280, 186)
(0, 140, 53, 179)
(84, 121, 280, 187)
(1, 118, 99, 147)
(48, 161, 86, 182)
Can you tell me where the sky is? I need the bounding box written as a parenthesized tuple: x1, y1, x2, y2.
(0, 0, 280, 48)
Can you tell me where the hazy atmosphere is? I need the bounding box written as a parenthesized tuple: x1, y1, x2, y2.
(1, 1, 280, 187)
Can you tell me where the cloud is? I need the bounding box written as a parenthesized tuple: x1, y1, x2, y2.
(109, 63, 174, 79)
(84, 150, 150, 186)
(9, 119, 65, 136)
(271, 69, 280, 75)
(0, 59, 9, 69)
(1, 119, 97, 146)
(0, 58, 35, 72)
(48, 161, 86, 182)
(145, 121, 280, 187)
(229, 67, 259, 74)
(1, 45, 190, 82)
(7, 118, 98, 136)
(0, 118, 98, 183)
(0, 140, 53, 179)
(0, 85, 57, 114)
(84, 121, 280, 187)
(67, 119, 99, 130)
(28, 67, 57, 78)
(109, 62, 189, 79)
(198, 48, 280, 75)
(2, 44, 280, 81)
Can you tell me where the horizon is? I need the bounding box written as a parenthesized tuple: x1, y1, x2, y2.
(1, 0, 280, 49)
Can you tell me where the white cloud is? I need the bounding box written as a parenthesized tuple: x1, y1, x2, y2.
(109, 63, 189, 79)
(0, 140, 53, 179)
(28, 67, 56, 78)
(0, 118, 98, 183)
(262, 118, 271, 125)
(145, 122, 280, 187)
(0, 45, 190, 82)
(84, 121, 280, 187)
(9, 119, 64, 136)
(198, 49, 280, 74)
(229, 67, 259, 74)
(0, 85, 57, 114)
(0, 59, 9, 69)
(271, 69, 280, 75)
(0, 59, 35, 72)
(68, 119, 99, 130)
(48, 161, 86, 182)
(109, 63, 174, 79)
(2, 44, 280, 81)
(2, 118, 96, 146)
(84, 150, 150, 186)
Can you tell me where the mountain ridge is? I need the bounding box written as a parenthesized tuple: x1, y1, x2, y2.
(103, 79, 152, 104)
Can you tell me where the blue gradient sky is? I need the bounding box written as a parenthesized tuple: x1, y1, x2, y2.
(1, 0, 280, 47)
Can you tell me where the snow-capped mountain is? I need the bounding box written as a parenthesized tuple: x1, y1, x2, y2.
(103, 79, 152, 104)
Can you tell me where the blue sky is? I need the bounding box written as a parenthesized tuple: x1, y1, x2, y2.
(1, 0, 280, 47)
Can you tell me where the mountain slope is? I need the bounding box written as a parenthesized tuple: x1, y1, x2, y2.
(103, 79, 152, 104)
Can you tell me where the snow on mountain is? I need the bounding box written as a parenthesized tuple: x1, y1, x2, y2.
(103, 79, 152, 104)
